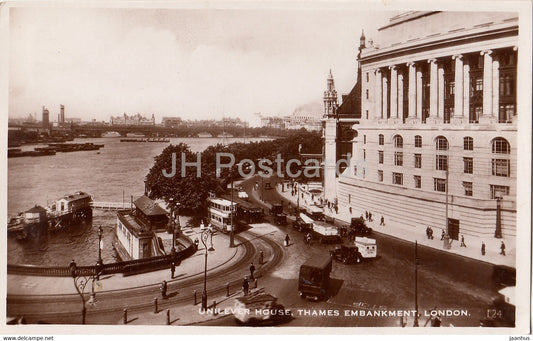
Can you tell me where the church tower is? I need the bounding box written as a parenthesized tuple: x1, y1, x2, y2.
(323, 69, 338, 202)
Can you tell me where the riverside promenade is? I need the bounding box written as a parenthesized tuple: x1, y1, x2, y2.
(7, 225, 279, 325)
(275, 183, 515, 268)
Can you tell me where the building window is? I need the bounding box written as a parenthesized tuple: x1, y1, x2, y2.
(393, 135, 403, 148)
(490, 185, 509, 199)
(378, 170, 383, 182)
(463, 182, 473, 196)
(392, 172, 403, 185)
(492, 137, 510, 154)
(366, 89, 369, 99)
(448, 82, 455, 96)
(378, 151, 384, 164)
(415, 135, 422, 148)
(353, 165, 357, 176)
(394, 152, 403, 166)
(463, 157, 473, 174)
(378, 134, 384, 146)
(492, 159, 510, 177)
(363, 149, 366, 160)
(364, 135, 366, 144)
(434, 178, 446, 192)
(348, 194, 351, 203)
(499, 104, 515, 123)
(435, 136, 448, 150)
(464, 137, 473, 151)
(414, 175, 421, 189)
(366, 72, 369, 82)
(365, 110, 369, 119)
(414, 154, 422, 168)
(436, 155, 448, 171)
(475, 78, 483, 91)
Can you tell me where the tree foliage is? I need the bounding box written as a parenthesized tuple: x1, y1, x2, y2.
(145, 130, 322, 215)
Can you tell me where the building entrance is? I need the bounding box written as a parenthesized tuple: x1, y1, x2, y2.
(448, 218, 460, 240)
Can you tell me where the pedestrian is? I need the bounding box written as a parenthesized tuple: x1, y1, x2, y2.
(500, 241, 506, 256)
(335, 205, 338, 214)
(285, 234, 290, 246)
(242, 276, 249, 295)
(380, 216, 385, 226)
(259, 249, 264, 265)
(349, 207, 352, 214)
(365, 211, 368, 220)
(161, 280, 167, 298)
(460, 235, 467, 247)
(481, 242, 486, 256)
(249, 262, 256, 280)
(170, 261, 175, 279)
(440, 229, 445, 240)
(69, 259, 77, 277)
(305, 232, 312, 245)
(429, 227, 434, 239)
(369, 212, 373, 222)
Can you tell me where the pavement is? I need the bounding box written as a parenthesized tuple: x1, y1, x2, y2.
(7, 227, 242, 296)
(275, 182, 515, 268)
(125, 222, 282, 326)
(7, 221, 284, 326)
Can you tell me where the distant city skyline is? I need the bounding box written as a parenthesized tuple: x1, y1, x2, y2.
(8, 4, 394, 125)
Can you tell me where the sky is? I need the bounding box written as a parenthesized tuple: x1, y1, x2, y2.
(8, 4, 394, 124)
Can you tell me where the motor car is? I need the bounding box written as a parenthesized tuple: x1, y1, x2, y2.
(330, 244, 362, 264)
(233, 292, 290, 325)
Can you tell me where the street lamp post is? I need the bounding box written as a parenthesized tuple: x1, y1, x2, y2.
(96, 226, 103, 267)
(200, 229, 213, 311)
(413, 240, 419, 327)
(296, 181, 300, 215)
(229, 171, 235, 248)
(261, 176, 264, 201)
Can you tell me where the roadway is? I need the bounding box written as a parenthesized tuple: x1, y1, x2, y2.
(7, 174, 511, 327)
(195, 175, 511, 327)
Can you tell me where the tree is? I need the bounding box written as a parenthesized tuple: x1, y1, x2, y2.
(145, 130, 323, 215)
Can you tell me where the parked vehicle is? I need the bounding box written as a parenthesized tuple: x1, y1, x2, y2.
(354, 236, 377, 259)
(293, 213, 313, 232)
(311, 220, 341, 244)
(270, 204, 287, 225)
(306, 205, 324, 221)
(350, 217, 373, 236)
(330, 244, 362, 264)
(298, 255, 332, 301)
(233, 292, 289, 325)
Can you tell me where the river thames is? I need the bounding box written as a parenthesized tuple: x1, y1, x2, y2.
(7, 136, 268, 266)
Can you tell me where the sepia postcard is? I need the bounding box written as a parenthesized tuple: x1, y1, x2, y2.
(1, 0, 531, 338)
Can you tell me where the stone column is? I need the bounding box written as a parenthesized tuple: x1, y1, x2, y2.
(416, 65, 423, 120)
(463, 61, 470, 121)
(438, 64, 445, 119)
(492, 55, 500, 122)
(407, 62, 417, 120)
(427, 59, 438, 124)
(452, 54, 464, 123)
(375, 69, 382, 120)
(382, 73, 388, 119)
(398, 72, 404, 120)
(482, 50, 493, 118)
(390, 66, 398, 119)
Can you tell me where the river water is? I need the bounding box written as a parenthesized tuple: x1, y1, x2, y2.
(7, 136, 267, 266)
